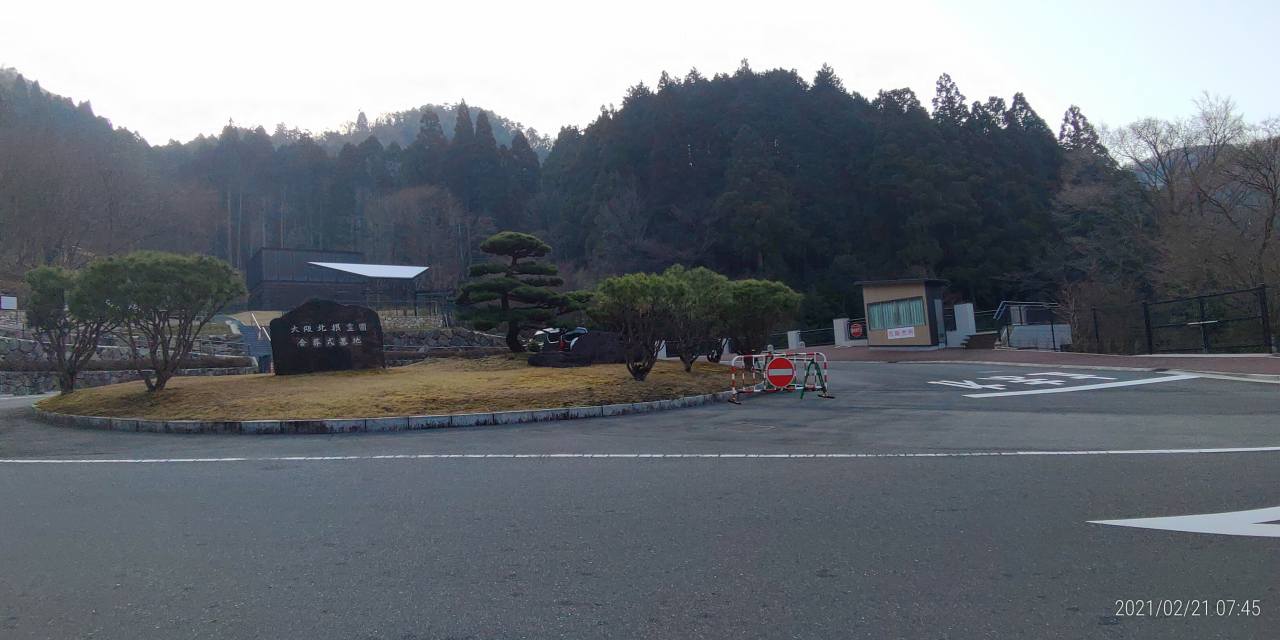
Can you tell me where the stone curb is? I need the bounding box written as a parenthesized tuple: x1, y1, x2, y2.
(33, 390, 737, 435)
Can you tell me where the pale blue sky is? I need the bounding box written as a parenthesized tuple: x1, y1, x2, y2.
(3, 0, 1276, 144)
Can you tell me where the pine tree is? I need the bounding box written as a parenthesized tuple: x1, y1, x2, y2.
(456, 232, 572, 352)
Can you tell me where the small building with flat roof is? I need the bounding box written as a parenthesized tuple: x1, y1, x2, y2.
(246, 248, 428, 311)
(857, 278, 949, 349)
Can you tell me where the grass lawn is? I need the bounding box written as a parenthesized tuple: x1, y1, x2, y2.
(37, 356, 729, 420)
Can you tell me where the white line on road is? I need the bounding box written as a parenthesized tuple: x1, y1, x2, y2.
(1091, 505, 1280, 538)
(4, 445, 1280, 464)
(964, 374, 1198, 398)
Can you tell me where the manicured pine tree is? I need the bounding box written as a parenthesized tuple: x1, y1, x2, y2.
(456, 232, 572, 353)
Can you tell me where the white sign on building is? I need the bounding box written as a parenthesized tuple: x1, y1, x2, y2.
(0, 296, 16, 310)
(887, 326, 915, 340)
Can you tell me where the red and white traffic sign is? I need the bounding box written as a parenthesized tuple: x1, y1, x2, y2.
(765, 356, 795, 388)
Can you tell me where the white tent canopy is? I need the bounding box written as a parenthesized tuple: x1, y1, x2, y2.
(308, 262, 428, 279)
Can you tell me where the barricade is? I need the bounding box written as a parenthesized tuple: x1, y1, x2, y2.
(729, 351, 831, 402)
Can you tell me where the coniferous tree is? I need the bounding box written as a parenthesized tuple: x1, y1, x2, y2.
(812, 63, 844, 93)
(471, 110, 504, 215)
(446, 101, 476, 208)
(405, 108, 448, 185)
(931, 73, 968, 126)
(456, 232, 574, 352)
(1058, 105, 1106, 156)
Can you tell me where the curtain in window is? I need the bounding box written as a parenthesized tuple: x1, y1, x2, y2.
(868, 297, 925, 329)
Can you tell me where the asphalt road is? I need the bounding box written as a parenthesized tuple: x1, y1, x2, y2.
(2, 362, 1278, 639)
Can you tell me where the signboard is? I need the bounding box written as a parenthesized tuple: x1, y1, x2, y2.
(0, 295, 15, 310)
(268, 299, 385, 375)
(848, 321, 865, 339)
(765, 356, 795, 388)
(887, 326, 916, 340)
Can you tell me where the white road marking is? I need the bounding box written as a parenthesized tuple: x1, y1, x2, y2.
(1025, 372, 1117, 381)
(928, 380, 1006, 390)
(1173, 370, 1280, 385)
(964, 374, 1198, 398)
(1091, 506, 1280, 538)
(4, 445, 1280, 464)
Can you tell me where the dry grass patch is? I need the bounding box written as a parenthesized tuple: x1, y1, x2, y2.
(37, 356, 729, 420)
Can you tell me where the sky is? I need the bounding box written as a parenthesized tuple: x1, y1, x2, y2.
(3, 0, 1277, 145)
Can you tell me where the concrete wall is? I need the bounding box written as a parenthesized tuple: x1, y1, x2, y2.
(944, 303, 977, 349)
(0, 367, 255, 396)
(831, 318, 868, 347)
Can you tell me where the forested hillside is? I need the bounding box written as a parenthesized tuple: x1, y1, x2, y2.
(3, 63, 1275, 326)
(305, 106, 552, 159)
(539, 65, 1096, 317)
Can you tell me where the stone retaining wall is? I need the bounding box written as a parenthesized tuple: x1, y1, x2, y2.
(34, 390, 736, 434)
(384, 327, 505, 349)
(2, 366, 256, 396)
(1, 334, 246, 369)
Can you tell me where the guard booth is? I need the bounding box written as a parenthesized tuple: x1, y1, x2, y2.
(857, 278, 948, 349)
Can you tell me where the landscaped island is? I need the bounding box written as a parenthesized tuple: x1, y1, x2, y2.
(37, 355, 728, 421)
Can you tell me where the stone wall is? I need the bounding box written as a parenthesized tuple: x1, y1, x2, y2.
(1, 366, 256, 396)
(0, 335, 139, 368)
(385, 327, 505, 350)
(0, 334, 245, 369)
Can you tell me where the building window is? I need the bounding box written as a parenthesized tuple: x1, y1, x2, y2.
(868, 297, 926, 330)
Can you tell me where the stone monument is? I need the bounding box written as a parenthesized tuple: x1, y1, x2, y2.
(268, 299, 385, 375)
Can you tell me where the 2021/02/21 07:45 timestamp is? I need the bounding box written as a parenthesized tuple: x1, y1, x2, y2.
(1114, 599, 1262, 618)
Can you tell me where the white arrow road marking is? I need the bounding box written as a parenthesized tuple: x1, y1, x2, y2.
(964, 374, 1198, 397)
(1091, 506, 1280, 538)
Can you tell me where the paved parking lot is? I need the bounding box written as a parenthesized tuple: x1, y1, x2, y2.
(2, 362, 1278, 639)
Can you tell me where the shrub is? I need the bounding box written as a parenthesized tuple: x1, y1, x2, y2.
(114, 252, 245, 391)
(589, 273, 680, 381)
(22, 261, 125, 393)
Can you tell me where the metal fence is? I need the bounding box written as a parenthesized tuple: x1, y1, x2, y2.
(1085, 285, 1273, 354)
(992, 302, 1071, 351)
(798, 327, 835, 347)
(973, 309, 1000, 333)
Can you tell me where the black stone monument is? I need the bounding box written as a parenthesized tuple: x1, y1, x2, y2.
(269, 299, 385, 375)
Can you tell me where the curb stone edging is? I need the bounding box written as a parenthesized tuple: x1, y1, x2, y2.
(33, 390, 737, 435)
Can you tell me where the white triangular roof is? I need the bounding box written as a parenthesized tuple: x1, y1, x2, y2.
(308, 262, 428, 279)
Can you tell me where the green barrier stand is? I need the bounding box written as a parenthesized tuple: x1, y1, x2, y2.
(799, 360, 834, 399)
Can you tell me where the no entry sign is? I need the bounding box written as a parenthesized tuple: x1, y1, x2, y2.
(765, 356, 795, 388)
